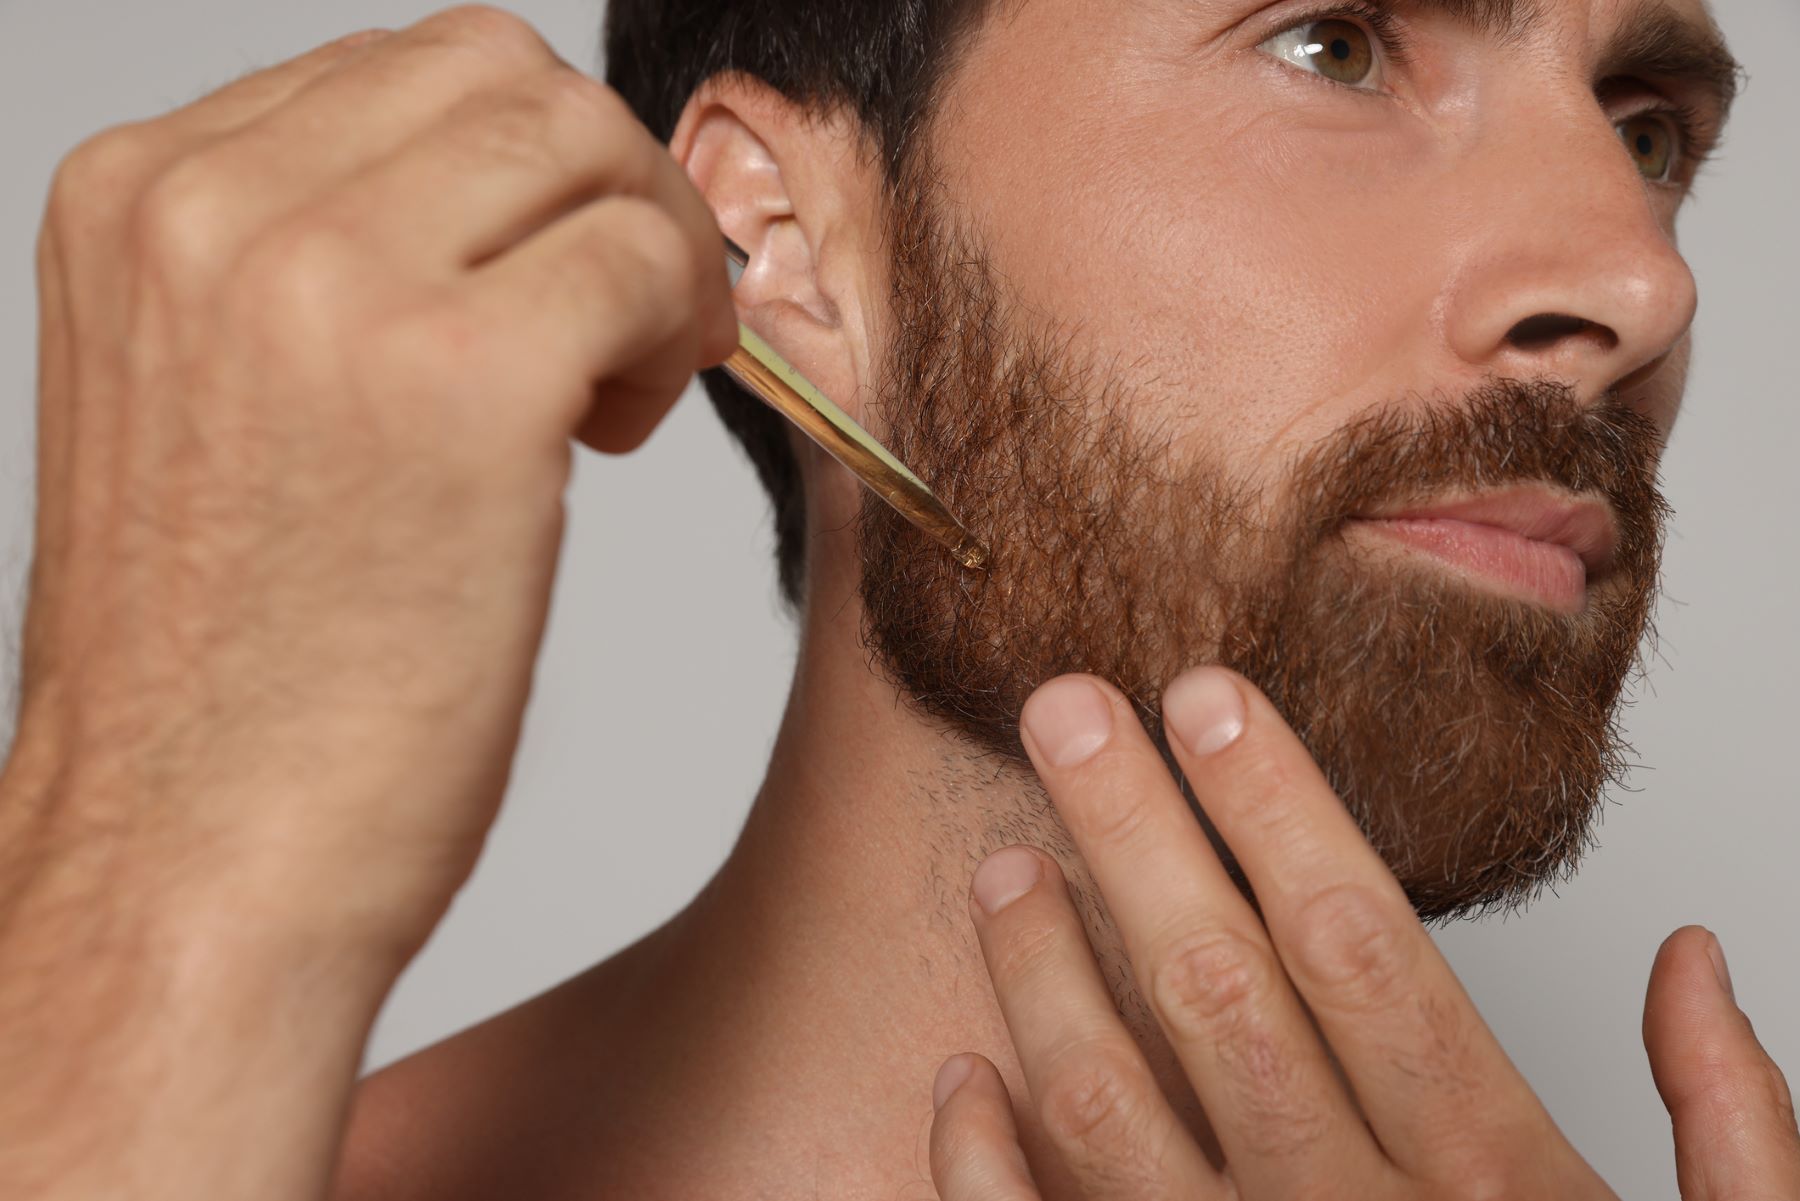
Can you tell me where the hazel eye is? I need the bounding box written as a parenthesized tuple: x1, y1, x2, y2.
(1259, 18, 1381, 89)
(1617, 114, 1676, 181)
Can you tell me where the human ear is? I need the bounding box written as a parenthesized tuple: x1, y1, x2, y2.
(668, 73, 884, 434)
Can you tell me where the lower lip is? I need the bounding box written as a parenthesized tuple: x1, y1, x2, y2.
(1343, 517, 1589, 613)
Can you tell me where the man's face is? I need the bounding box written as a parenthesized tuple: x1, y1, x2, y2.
(852, 0, 1735, 920)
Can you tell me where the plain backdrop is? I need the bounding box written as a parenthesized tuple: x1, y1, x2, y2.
(0, 2, 1794, 1197)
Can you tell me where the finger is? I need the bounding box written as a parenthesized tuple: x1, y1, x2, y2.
(967, 843, 1228, 1200)
(574, 319, 705, 455)
(332, 70, 706, 266)
(313, 67, 732, 358)
(306, 61, 734, 372)
(143, 27, 395, 147)
(1017, 675, 1383, 1195)
(1645, 926, 1800, 1201)
(1158, 666, 1551, 1175)
(162, 7, 576, 248)
(461, 195, 716, 451)
(263, 5, 569, 155)
(42, 29, 393, 266)
(930, 1053, 1044, 1201)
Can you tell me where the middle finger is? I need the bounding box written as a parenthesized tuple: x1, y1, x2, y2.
(1158, 665, 1546, 1173)
(1018, 674, 1389, 1196)
(159, 8, 577, 253)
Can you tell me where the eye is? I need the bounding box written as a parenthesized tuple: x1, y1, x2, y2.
(1259, 18, 1383, 90)
(1616, 114, 1676, 182)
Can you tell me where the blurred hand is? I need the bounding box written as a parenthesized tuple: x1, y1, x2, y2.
(0, 7, 733, 1197)
(927, 668, 1800, 1201)
(7, 2, 736, 950)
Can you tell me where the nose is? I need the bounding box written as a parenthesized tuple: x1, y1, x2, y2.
(1439, 93, 1698, 408)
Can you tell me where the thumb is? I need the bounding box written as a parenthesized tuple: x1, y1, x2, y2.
(1644, 925, 1800, 1201)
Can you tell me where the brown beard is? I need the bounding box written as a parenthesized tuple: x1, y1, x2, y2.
(855, 163, 1669, 924)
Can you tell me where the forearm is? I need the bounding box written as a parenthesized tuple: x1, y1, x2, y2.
(0, 766, 402, 1201)
(0, 4, 724, 1191)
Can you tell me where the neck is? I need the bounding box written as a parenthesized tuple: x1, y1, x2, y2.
(586, 547, 1209, 1198)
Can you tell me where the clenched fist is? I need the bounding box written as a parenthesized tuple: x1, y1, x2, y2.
(0, 9, 734, 1199)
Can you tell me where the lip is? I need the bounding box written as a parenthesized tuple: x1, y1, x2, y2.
(1343, 486, 1620, 613)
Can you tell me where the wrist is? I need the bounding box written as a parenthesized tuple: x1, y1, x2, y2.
(0, 817, 398, 1201)
(3, 689, 489, 969)
(0, 749, 427, 1003)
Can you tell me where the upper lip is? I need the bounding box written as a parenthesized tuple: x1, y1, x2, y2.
(1355, 485, 1621, 574)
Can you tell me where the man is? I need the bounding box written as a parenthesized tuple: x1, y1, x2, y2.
(0, 0, 1792, 1198)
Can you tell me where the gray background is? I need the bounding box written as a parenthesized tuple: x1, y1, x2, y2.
(0, 2, 1793, 1197)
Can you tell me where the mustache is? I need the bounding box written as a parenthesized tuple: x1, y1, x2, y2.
(1290, 377, 1671, 574)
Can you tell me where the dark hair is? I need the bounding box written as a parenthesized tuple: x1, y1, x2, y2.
(601, 0, 991, 608)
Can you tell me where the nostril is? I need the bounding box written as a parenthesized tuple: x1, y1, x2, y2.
(1507, 312, 1619, 352)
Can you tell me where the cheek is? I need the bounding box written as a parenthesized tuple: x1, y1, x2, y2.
(940, 38, 1457, 476)
(1105, 115, 1452, 452)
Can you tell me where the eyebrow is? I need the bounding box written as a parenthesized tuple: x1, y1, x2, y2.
(1401, 0, 1743, 121)
(1597, 0, 1743, 121)
(1400, 0, 1545, 41)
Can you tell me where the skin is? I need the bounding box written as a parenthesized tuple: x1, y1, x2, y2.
(0, 3, 1791, 1201)
(928, 669, 1800, 1198)
(0, 10, 737, 1197)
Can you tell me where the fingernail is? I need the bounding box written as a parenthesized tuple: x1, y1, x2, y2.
(1162, 667, 1247, 757)
(972, 846, 1042, 915)
(1021, 676, 1114, 768)
(933, 1054, 975, 1110)
(1707, 931, 1735, 1002)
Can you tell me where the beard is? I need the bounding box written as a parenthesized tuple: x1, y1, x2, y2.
(854, 163, 1670, 924)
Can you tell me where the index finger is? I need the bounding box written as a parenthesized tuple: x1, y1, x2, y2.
(1016, 674, 1383, 1198)
(1159, 665, 1551, 1176)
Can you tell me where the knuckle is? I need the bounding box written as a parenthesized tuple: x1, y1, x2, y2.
(929, 1103, 994, 1187)
(1144, 933, 1346, 1165)
(1228, 750, 1312, 837)
(1148, 926, 1272, 1040)
(1037, 1042, 1150, 1158)
(326, 26, 391, 53)
(307, 26, 389, 63)
(984, 917, 1064, 991)
(49, 126, 155, 229)
(1289, 883, 1412, 1007)
(532, 66, 630, 128)
(1077, 771, 1155, 850)
(1761, 1054, 1798, 1132)
(132, 155, 235, 270)
(227, 217, 361, 334)
(420, 4, 551, 65)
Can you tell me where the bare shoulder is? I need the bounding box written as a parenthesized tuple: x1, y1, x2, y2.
(328, 1015, 531, 1201)
(330, 1055, 438, 1201)
(328, 963, 625, 1201)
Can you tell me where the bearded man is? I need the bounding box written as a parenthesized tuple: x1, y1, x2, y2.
(1, 2, 1793, 1200)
